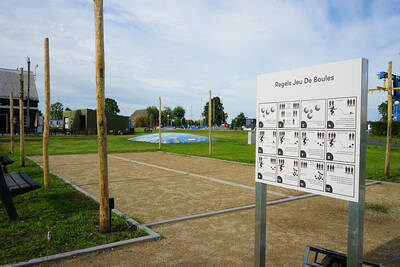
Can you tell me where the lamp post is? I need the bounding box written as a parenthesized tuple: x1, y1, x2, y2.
(395, 100, 400, 121)
(34, 64, 39, 80)
(27, 57, 31, 132)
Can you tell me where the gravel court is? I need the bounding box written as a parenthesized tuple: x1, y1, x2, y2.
(49, 183, 400, 266)
(28, 152, 400, 266)
(30, 153, 284, 222)
(112, 151, 305, 196)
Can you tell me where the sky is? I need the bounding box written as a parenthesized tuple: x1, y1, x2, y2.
(1, 0, 400, 122)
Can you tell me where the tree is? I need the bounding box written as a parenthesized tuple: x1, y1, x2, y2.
(231, 112, 246, 129)
(146, 106, 159, 127)
(162, 107, 173, 126)
(173, 106, 185, 127)
(50, 102, 64, 120)
(65, 107, 71, 111)
(105, 98, 120, 115)
(378, 101, 388, 121)
(202, 97, 228, 126)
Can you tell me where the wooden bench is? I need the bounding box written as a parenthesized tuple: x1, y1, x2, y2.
(0, 156, 42, 221)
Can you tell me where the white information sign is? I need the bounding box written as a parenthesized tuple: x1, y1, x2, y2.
(256, 58, 367, 202)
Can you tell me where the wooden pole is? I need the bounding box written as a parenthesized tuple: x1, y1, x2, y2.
(43, 38, 50, 187)
(9, 92, 14, 154)
(209, 90, 212, 155)
(19, 68, 24, 167)
(385, 61, 393, 178)
(159, 97, 161, 149)
(94, 0, 110, 233)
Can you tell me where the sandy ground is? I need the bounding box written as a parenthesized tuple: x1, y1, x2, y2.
(29, 152, 400, 266)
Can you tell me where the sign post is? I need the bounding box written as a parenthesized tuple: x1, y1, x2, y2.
(255, 58, 368, 266)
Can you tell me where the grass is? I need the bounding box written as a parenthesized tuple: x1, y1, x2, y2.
(1, 128, 399, 180)
(0, 129, 399, 263)
(368, 134, 400, 141)
(365, 202, 390, 213)
(0, 153, 146, 265)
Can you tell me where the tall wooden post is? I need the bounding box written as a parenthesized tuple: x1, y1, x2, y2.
(43, 38, 50, 187)
(19, 68, 25, 167)
(159, 97, 161, 149)
(385, 61, 393, 178)
(94, 0, 110, 233)
(9, 92, 14, 154)
(209, 90, 212, 155)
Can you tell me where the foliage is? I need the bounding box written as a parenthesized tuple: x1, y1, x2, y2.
(134, 115, 146, 127)
(162, 107, 173, 126)
(65, 107, 71, 111)
(369, 121, 400, 136)
(105, 98, 120, 115)
(231, 112, 246, 129)
(173, 106, 185, 127)
(146, 106, 159, 127)
(50, 102, 64, 120)
(202, 97, 227, 126)
(378, 101, 388, 120)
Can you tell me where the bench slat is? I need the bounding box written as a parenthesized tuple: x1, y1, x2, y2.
(19, 172, 41, 189)
(9, 172, 31, 192)
(4, 174, 20, 191)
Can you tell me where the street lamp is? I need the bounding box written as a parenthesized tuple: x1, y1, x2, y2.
(395, 100, 400, 121)
(34, 64, 39, 80)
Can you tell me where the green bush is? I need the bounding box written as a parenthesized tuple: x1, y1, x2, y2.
(369, 121, 400, 136)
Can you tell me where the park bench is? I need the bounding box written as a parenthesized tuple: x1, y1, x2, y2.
(303, 246, 381, 267)
(0, 155, 41, 221)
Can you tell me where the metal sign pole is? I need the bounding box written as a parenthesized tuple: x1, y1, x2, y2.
(254, 182, 266, 267)
(347, 58, 368, 267)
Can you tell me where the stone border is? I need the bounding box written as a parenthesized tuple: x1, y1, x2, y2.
(5, 157, 162, 267)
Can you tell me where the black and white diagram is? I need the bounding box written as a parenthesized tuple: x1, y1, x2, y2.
(301, 99, 326, 129)
(277, 130, 299, 157)
(278, 101, 300, 128)
(299, 160, 324, 191)
(300, 131, 325, 160)
(325, 163, 355, 197)
(257, 156, 277, 182)
(326, 131, 356, 163)
(259, 103, 278, 128)
(327, 97, 356, 129)
(277, 158, 299, 186)
(258, 130, 277, 155)
(256, 59, 366, 202)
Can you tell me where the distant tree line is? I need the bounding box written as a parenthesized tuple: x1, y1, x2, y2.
(135, 106, 190, 128)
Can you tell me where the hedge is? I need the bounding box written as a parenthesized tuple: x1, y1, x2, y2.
(369, 121, 400, 136)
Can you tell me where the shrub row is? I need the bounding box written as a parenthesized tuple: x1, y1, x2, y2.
(369, 121, 400, 136)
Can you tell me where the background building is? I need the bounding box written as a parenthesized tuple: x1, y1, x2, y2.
(0, 68, 38, 134)
(63, 108, 129, 134)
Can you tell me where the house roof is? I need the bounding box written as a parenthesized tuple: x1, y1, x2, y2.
(0, 68, 38, 101)
(130, 109, 146, 119)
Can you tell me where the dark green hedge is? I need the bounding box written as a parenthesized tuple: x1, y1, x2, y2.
(369, 121, 400, 136)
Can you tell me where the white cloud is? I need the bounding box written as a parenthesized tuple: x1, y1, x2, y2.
(0, 0, 400, 121)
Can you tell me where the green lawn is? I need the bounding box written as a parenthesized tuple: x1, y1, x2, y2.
(1, 129, 398, 180)
(0, 149, 146, 265)
(0, 129, 399, 264)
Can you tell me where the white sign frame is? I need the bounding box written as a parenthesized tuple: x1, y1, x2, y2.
(256, 58, 367, 202)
